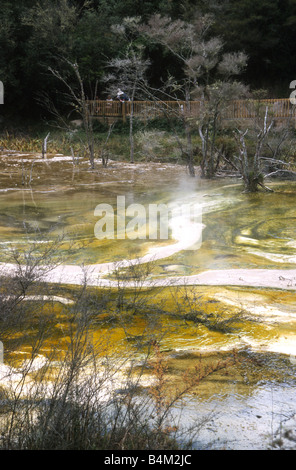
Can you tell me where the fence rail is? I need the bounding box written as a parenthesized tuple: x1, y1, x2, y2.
(87, 98, 296, 122)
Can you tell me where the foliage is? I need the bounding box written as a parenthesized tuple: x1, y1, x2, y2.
(212, 0, 296, 95)
(0, 0, 295, 120)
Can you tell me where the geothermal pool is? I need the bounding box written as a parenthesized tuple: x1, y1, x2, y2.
(0, 151, 296, 449)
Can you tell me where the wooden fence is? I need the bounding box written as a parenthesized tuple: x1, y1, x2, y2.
(87, 98, 296, 123)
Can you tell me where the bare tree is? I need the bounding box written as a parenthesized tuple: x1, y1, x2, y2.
(103, 19, 150, 163)
(138, 14, 248, 177)
(42, 132, 50, 159)
(100, 121, 116, 167)
(234, 105, 275, 192)
(138, 14, 212, 176)
(197, 78, 248, 178)
(48, 59, 97, 169)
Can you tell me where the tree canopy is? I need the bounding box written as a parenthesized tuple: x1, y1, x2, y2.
(0, 0, 294, 120)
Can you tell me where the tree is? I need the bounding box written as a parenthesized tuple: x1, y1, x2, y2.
(138, 13, 248, 177)
(138, 14, 212, 176)
(20, 2, 108, 168)
(18, 0, 117, 118)
(48, 58, 97, 169)
(232, 102, 295, 192)
(196, 75, 248, 178)
(103, 18, 150, 163)
(20, 0, 82, 117)
(0, 1, 31, 118)
(71, 7, 119, 84)
(235, 106, 272, 192)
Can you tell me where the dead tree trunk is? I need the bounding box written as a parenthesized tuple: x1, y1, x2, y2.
(236, 106, 274, 192)
(42, 132, 50, 159)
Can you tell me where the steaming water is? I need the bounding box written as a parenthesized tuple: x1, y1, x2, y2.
(1, 152, 296, 449)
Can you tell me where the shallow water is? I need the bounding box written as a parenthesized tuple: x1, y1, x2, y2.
(1, 151, 296, 449)
(2, 153, 296, 268)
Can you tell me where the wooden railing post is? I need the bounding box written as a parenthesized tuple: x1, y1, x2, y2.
(122, 102, 126, 123)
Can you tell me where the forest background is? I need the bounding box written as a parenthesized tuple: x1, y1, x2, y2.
(1, 0, 296, 124)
